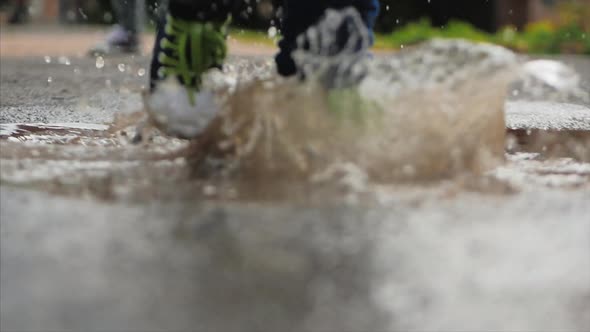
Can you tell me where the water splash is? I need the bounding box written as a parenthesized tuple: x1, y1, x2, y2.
(144, 9, 588, 190)
(145, 80, 221, 139)
(292, 7, 371, 89)
(95, 56, 105, 69)
(178, 40, 517, 184)
(516, 59, 589, 104)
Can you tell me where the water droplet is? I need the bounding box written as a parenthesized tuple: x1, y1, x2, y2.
(505, 135, 517, 150)
(44, 56, 51, 64)
(227, 188, 238, 199)
(203, 185, 217, 197)
(137, 68, 146, 77)
(96, 56, 105, 69)
(103, 12, 113, 23)
(118, 64, 126, 72)
(78, 8, 88, 20)
(47, 76, 53, 83)
(267, 26, 277, 38)
(58, 56, 71, 66)
(402, 164, 416, 177)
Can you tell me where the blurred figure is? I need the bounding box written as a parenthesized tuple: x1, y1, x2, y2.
(8, 0, 29, 24)
(89, 0, 146, 55)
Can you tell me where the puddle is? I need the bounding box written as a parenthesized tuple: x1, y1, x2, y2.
(0, 123, 115, 146)
(2, 37, 590, 202)
(493, 153, 590, 189)
(0, 123, 109, 136)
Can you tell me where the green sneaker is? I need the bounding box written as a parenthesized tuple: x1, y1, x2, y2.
(145, 14, 229, 139)
(151, 14, 229, 105)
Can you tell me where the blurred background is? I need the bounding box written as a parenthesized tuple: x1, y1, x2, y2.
(0, 0, 588, 54)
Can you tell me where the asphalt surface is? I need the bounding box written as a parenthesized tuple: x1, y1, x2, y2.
(1, 52, 590, 331)
(0, 55, 146, 124)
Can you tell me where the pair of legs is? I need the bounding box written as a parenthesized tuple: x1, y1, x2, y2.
(150, 0, 380, 89)
(8, 0, 29, 24)
(91, 0, 152, 55)
(110, 0, 143, 37)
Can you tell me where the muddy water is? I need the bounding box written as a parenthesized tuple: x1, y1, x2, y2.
(143, 40, 588, 199)
(158, 40, 517, 183)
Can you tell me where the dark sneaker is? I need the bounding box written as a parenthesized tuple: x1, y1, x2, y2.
(89, 25, 139, 56)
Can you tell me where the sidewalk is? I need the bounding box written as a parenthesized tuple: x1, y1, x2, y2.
(0, 25, 276, 57)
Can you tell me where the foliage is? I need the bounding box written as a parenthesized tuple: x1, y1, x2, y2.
(388, 19, 495, 49)
(387, 15, 589, 55)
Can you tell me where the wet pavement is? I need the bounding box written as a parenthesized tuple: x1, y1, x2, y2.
(1, 51, 590, 331)
(0, 25, 276, 58)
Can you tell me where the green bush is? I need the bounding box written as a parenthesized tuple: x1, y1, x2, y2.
(553, 23, 589, 54)
(388, 19, 494, 48)
(443, 21, 491, 42)
(387, 17, 589, 55)
(388, 18, 436, 47)
(515, 22, 558, 54)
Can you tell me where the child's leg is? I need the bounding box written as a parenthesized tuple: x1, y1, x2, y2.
(166, 0, 234, 21)
(149, 0, 380, 86)
(145, 0, 236, 138)
(276, 0, 380, 76)
(352, 0, 381, 33)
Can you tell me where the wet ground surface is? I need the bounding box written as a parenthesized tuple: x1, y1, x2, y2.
(0, 25, 276, 58)
(1, 53, 590, 331)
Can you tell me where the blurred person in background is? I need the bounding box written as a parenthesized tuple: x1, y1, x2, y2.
(7, 0, 29, 24)
(89, 0, 148, 55)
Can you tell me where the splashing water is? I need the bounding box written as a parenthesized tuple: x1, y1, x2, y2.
(144, 9, 588, 191)
(516, 59, 589, 104)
